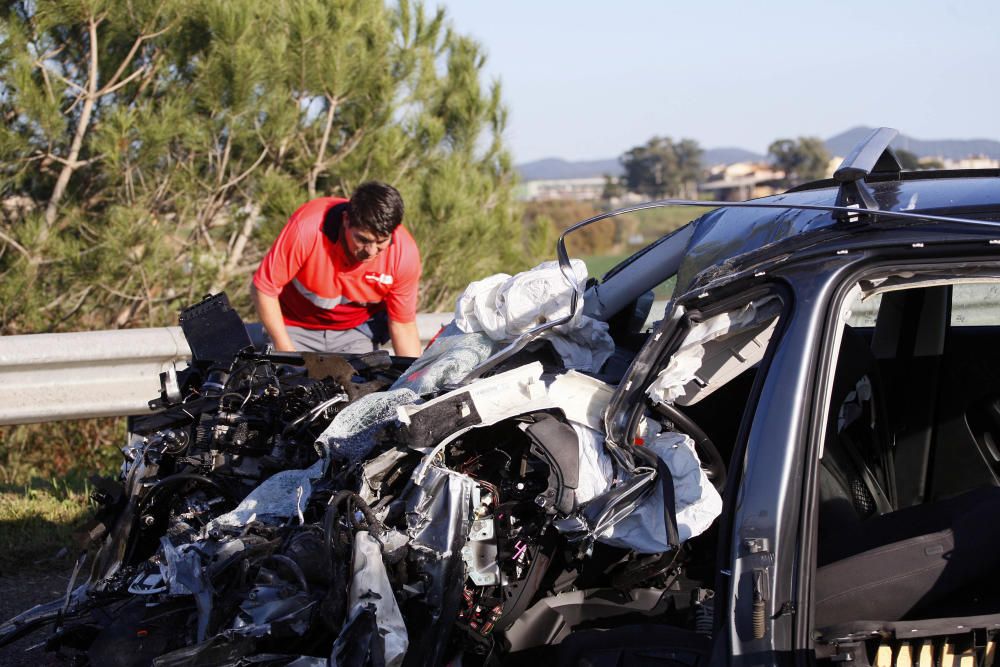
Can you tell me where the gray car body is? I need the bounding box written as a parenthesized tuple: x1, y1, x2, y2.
(591, 170, 1000, 663)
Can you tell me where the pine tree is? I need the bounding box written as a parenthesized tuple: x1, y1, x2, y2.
(0, 0, 528, 333)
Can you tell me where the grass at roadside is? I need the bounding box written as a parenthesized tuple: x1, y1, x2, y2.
(0, 479, 94, 572)
(582, 254, 678, 300)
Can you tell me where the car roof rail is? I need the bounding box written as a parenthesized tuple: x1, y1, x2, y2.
(833, 127, 902, 214)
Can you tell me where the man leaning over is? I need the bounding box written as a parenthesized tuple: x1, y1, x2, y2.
(251, 181, 422, 357)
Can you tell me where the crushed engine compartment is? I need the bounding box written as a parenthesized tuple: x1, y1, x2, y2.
(0, 293, 722, 666)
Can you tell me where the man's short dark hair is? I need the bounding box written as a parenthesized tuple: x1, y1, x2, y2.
(348, 181, 404, 237)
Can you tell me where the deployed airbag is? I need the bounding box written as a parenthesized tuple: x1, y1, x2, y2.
(598, 432, 722, 553)
(453, 259, 615, 372)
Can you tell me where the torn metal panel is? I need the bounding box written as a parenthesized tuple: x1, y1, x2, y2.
(359, 447, 418, 504)
(161, 538, 212, 642)
(402, 363, 618, 482)
(329, 604, 383, 667)
(347, 531, 408, 667)
(404, 464, 476, 665)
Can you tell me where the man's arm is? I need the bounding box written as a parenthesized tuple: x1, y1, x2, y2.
(388, 319, 422, 357)
(251, 284, 296, 352)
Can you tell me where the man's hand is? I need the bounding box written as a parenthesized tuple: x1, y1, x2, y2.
(388, 319, 422, 357)
(251, 284, 296, 351)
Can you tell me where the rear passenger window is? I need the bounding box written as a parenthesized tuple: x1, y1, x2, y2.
(846, 292, 881, 328)
(951, 283, 1000, 326)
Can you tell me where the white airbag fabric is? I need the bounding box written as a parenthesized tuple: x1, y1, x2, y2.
(646, 296, 781, 405)
(208, 456, 327, 530)
(453, 259, 615, 373)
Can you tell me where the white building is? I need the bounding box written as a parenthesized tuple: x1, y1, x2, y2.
(517, 177, 607, 202)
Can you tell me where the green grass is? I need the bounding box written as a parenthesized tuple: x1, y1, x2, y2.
(626, 205, 709, 239)
(0, 478, 94, 571)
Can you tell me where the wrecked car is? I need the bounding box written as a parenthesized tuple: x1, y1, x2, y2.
(4, 127, 1000, 665)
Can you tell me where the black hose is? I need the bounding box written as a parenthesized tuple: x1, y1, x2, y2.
(265, 554, 310, 594)
(322, 490, 383, 560)
(139, 473, 237, 515)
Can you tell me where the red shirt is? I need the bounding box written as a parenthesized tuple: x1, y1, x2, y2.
(252, 197, 421, 330)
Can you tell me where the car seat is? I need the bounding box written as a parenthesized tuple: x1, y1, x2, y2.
(815, 326, 1000, 627)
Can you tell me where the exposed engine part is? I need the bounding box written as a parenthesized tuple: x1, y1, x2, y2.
(0, 292, 723, 666)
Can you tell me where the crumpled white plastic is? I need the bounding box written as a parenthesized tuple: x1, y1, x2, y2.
(453, 259, 615, 373)
(598, 432, 722, 554)
(572, 422, 614, 505)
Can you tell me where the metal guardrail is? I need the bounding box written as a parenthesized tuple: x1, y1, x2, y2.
(11, 291, 994, 427)
(0, 327, 191, 425)
(0, 313, 454, 426)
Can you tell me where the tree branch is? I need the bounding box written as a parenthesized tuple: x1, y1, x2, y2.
(211, 203, 259, 293)
(99, 21, 174, 95)
(98, 66, 145, 96)
(216, 130, 233, 188)
(218, 148, 268, 191)
(42, 15, 102, 236)
(307, 95, 339, 198)
(0, 229, 32, 261)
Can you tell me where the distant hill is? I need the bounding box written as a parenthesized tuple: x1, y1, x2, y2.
(516, 127, 999, 181)
(702, 147, 765, 166)
(516, 158, 621, 181)
(516, 147, 764, 181)
(826, 126, 1000, 160)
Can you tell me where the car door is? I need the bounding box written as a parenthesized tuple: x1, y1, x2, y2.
(782, 244, 1000, 665)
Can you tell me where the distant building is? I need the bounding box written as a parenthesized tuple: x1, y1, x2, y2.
(940, 155, 1000, 169)
(517, 177, 606, 202)
(517, 155, 999, 205)
(698, 162, 785, 201)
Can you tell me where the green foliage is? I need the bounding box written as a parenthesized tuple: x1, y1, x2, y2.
(621, 136, 703, 199)
(896, 148, 920, 171)
(767, 136, 831, 187)
(0, 0, 528, 336)
(0, 418, 123, 485)
(0, 477, 94, 570)
(601, 174, 625, 201)
(0, 0, 532, 501)
(523, 199, 609, 257)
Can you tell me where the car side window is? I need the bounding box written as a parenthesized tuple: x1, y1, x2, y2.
(951, 283, 1000, 326)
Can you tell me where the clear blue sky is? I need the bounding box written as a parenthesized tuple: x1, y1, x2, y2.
(436, 0, 999, 163)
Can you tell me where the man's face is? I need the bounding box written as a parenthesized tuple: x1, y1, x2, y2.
(341, 213, 391, 264)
